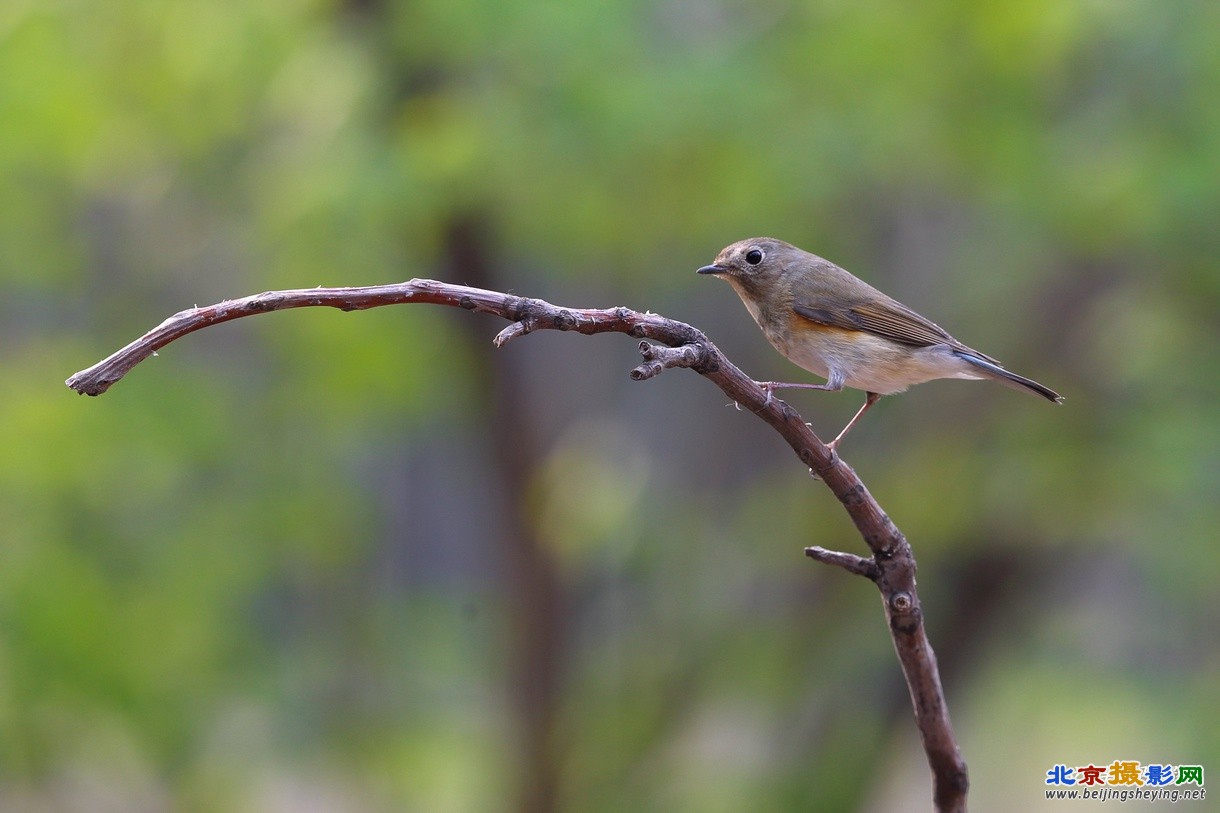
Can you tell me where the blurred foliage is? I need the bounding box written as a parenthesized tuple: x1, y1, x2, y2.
(1, 0, 1217, 810)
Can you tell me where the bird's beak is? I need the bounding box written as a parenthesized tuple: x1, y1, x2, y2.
(697, 264, 728, 276)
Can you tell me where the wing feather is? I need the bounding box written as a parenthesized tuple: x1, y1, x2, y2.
(793, 299, 1000, 364)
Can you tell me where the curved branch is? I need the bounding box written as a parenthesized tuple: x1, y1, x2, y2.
(66, 278, 968, 811)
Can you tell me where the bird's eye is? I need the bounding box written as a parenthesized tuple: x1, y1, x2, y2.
(745, 248, 764, 265)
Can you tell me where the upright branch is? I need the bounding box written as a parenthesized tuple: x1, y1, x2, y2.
(67, 278, 969, 812)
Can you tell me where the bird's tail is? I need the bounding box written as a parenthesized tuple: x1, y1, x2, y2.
(953, 351, 1063, 403)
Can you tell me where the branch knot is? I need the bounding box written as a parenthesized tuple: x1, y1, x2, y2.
(890, 591, 915, 613)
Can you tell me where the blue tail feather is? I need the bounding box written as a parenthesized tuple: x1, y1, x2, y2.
(953, 350, 1063, 403)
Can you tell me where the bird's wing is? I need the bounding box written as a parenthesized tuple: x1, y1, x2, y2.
(793, 298, 1000, 363)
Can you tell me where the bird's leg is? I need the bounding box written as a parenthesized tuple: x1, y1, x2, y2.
(759, 381, 844, 391)
(827, 392, 881, 452)
(757, 370, 845, 406)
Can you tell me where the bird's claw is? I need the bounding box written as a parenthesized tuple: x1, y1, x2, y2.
(758, 381, 775, 408)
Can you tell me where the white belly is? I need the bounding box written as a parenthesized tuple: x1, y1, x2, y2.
(768, 328, 984, 395)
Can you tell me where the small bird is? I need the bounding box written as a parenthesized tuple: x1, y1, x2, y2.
(698, 237, 1062, 450)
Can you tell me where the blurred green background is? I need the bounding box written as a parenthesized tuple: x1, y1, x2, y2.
(2, 0, 1217, 810)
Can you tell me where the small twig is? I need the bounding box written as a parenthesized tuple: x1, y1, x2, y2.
(630, 341, 705, 381)
(805, 546, 879, 579)
(67, 278, 968, 811)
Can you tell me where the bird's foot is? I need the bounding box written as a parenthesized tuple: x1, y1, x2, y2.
(757, 381, 776, 408)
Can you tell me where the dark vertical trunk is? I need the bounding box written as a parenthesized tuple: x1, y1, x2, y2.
(441, 213, 567, 813)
